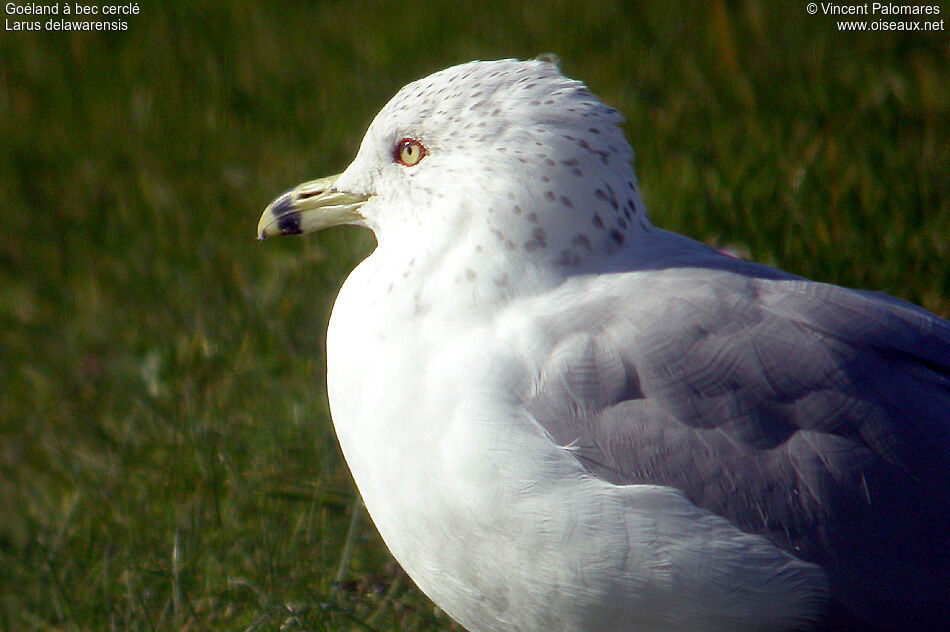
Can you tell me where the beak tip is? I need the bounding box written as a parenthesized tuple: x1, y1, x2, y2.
(256, 219, 271, 241)
(257, 173, 363, 240)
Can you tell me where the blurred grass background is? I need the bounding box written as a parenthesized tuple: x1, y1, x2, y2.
(1, 0, 947, 630)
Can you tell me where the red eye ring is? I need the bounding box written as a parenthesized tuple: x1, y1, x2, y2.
(394, 138, 427, 167)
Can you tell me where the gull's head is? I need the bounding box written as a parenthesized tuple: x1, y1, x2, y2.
(259, 58, 650, 272)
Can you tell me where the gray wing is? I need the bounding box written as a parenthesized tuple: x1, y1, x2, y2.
(523, 260, 950, 630)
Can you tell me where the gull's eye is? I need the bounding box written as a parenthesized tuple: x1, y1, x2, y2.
(394, 138, 426, 167)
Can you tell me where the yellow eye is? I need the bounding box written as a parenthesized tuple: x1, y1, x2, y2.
(395, 138, 426, 167)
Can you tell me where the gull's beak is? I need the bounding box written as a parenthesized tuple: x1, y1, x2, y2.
(257, 174, 369, 240)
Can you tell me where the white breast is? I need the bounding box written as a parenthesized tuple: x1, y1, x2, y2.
(322, 254, 828, 632)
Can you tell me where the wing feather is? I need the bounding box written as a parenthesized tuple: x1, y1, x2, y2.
(515, 258, 950, 628)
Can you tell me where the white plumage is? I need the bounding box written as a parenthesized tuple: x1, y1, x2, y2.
(259, 59, 950, 631)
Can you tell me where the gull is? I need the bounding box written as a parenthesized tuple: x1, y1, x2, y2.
(257, 59, 950, 632)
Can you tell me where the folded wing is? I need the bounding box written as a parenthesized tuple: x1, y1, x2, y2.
(522, 259, 950, 630)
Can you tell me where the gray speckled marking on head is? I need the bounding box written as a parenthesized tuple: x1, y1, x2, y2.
(555, 248, 582, 267)
(532, 227, 547, 246)
(604, 182, 619, 211)
(340, 58, 654, 279)
(524, 227, 547, 252)
(572, 234, 592, 252)
(624, 198, 636, 219)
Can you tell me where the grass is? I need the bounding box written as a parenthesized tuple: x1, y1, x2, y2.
(0, 1, 947, 630)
